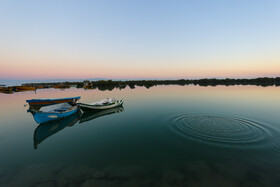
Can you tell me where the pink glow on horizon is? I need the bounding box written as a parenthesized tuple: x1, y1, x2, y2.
(1, 63, 280, 80)
(1, 52, 280, 79)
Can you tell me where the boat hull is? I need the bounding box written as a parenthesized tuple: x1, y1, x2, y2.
(0, 87, 13, 93)
(26, 97, 81, 108)
(14, 86, 36, 91)
(79, 100, 123, 111)
(32, 106, 79, 124)
(54, 85, 70, 89)
(79, 106, 124, 124)
(33, 112, 80, 149)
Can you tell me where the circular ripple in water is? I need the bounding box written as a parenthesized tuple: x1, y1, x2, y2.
(168, 114, 271, 146)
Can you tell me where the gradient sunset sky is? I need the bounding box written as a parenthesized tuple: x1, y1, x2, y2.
(0, 0, 279, 80)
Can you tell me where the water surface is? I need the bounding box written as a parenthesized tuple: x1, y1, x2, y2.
(0, 85, 280, 186)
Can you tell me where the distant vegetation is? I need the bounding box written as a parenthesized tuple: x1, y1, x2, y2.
(19, 77, 280, 91)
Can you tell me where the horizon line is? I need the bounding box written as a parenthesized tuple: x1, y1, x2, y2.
(1, 76, 280, 81)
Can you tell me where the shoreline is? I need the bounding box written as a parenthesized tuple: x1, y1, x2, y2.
(1, 77, 279, 94)
(22, 77, 280, 89)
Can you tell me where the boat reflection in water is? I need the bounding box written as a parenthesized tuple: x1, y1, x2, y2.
(33, 112, 80, 149)
(79, 106, 124, 124)
(32, 106, 124, 149)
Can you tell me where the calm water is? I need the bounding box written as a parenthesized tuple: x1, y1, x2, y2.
(1, 85, 280, 187)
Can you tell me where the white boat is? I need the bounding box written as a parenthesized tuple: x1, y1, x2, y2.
(78, 98, 123, 111)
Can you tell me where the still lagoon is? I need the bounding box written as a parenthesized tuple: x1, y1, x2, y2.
(0, 85, 280, 186)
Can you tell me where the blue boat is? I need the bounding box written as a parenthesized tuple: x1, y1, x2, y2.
(33, 112, 80, 149)
(31, 103, 79, 124)
(26, 96, 81, 109)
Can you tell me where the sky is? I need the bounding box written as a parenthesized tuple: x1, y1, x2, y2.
(0, 0, 279, 80)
